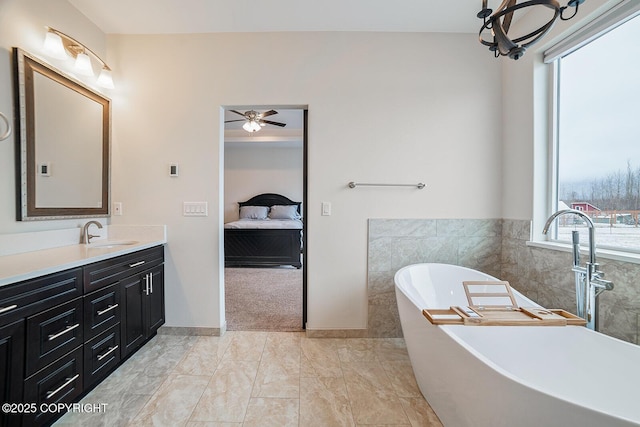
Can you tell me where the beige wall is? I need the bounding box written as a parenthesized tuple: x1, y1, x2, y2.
(0, 1, 503, 331)
(108, 31, 503, 330)
(224, 144, 303, 222)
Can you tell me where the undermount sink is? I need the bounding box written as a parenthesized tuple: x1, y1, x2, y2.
(88, 240, 139, 248)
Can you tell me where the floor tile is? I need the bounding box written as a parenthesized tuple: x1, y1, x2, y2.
(189, 359, 259, 423)
(399, 397, 444, 427)
(174, 335, 232, 376)
(129, 374, 210, 426)
(242, 398, 299, 427)
(300, 377, 355, 427)
(221, 331, 267, 362)
(52, 332, 441, 427)
(342, 361, 410, 425)
(300, 337, 344, 377)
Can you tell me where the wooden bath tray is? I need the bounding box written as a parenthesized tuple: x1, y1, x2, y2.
(422, 306, 586, 326)
(422, 280, 586, 326)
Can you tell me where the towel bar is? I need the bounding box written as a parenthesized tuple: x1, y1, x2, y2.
(348, 181, 425, 189)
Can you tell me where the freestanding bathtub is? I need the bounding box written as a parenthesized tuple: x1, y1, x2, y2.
(395, 263, 640, 427)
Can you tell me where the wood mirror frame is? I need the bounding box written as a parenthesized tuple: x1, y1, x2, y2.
(13, 48, 110, 220)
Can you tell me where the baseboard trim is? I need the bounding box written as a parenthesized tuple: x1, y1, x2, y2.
(305, 328, 368, 338)
(158, 325, 225, 337)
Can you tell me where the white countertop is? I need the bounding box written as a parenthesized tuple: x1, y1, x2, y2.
(0, 225, 167, 287)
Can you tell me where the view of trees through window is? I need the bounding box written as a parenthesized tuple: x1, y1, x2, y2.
(555, 14, 640, 251)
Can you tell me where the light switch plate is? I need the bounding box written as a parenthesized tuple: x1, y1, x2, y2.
(321, 201, 331, 216)
(183, 201, 208, 216)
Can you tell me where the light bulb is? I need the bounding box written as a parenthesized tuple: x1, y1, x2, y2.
(97, 68, 115, 89)
(243, 120, 262, 132)
(74, 52, 94, 76)
(43, 32, 68, 60)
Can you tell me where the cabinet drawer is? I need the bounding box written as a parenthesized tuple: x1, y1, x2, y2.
(84, 324, 120, 389)
(83, 246, 164, 293)
(26, 298, 83, 376)
(24, 346, 83, 427)
(0, 268, 82, 324)
(84, 283, 120, 340)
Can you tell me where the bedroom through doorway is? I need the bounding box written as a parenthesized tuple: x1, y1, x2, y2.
(222, 106, 307, 332)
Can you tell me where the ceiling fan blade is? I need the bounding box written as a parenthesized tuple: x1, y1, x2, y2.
(261, 120, 286, 127)
(229, 110, 247, 118)
(260, 110, 278, 118)
(224, 119, 246, 123)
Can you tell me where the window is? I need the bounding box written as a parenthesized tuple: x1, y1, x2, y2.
(546, 7, 640, 252)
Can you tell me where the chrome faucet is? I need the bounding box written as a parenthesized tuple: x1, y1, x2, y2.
(542, 209, 613, 330)
(82, 220, 103, 244)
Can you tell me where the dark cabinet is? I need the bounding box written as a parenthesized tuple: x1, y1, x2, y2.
(120, 265, 164, 358)
(0, 320, 25, 427)
(0, 244, 164, 427)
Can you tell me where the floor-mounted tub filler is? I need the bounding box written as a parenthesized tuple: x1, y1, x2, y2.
(395, 263, 640, 427)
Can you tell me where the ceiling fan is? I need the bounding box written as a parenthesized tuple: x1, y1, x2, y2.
(225, 109, 286, 133)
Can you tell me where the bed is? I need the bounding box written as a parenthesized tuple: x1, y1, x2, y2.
(224, 193, 303, 268)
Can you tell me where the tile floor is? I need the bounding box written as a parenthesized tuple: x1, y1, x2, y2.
(55, 332, 443, 426)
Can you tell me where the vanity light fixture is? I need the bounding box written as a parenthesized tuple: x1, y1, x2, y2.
(42, 27, 115, 89)
(477, 0, 585, 60)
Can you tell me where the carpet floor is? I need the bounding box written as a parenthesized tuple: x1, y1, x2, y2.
(224, 267, 303, 331)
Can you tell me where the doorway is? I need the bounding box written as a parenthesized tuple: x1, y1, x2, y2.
(222, 106, 307, 331)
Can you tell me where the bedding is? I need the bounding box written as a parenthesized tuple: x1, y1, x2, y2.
(224, 193, 303, 268)
(224, 219, 303, 229)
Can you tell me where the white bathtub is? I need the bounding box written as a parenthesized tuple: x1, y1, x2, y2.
(394, 263, 640, 427)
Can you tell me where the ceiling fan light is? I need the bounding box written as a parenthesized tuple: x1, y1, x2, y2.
(243, 120, 261, 132)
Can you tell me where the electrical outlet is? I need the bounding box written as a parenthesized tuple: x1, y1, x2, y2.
(113, 202, 123, 216)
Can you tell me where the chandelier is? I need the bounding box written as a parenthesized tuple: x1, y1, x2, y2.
(477, 0, 585, 60)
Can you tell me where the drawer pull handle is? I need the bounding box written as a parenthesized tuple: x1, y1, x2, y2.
(46, 374, 80, 400)
(97, 345, 119, 361)
(96, 304, 119, 316)
(150, 272, 153, 294)
(0, 304, 18, 315)
(48, 323, 80, 341)
(129, 261, 146, 268)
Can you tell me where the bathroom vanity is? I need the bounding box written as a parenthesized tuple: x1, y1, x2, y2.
(0, 238, 165, 427)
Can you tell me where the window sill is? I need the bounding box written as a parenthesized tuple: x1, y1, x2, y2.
(526, 240, 640, 265)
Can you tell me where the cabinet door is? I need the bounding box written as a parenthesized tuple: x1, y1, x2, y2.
(0, 320, 25, 427)
(120, 275, 145, 358)
(146, 266, 165, 337)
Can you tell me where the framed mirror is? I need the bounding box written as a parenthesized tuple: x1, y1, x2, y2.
(13, 48, 110, 220)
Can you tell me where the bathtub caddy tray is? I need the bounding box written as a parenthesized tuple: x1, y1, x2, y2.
(423, 280, 587, 326)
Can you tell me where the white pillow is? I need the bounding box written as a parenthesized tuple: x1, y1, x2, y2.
(269, 205, 300, 220)
(239, 205, 269, 219)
